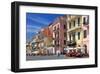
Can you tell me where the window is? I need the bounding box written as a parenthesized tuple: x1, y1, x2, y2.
(78, 32, 80, 40)
(84, 30, 87, 38)
(78, 45, 81, 47)
(64, 40, 66, 45)
(83, 17, 88, 25)
(64, 32, 66, 37)
(55, 33, 56, 38)
(57, 40, 59, 46)
(55, 40, 56, 45)
(78, 17, 80, 26)
(57, 28, 59, 30)
(72, 32, 76, 41)
(83, 17, 86, 24)
(57, 25, 59, 30)
(87, 16, 89, 24)
(73, 21, 75, 27)
(69, 22, 71, 29)
(69, 34, 71, 41)
(54, 26, 56, 30)
(83, 44, 87, 54)
(64, 24, 66, 29)
(57, 32, 59, 38)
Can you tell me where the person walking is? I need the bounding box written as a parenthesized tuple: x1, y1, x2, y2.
(56, 49, 60, 56)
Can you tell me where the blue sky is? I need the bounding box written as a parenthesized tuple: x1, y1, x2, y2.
(26, 13, 65, 42)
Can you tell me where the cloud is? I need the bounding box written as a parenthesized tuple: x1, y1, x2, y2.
(27, 25, 42, 30)
(27, 15, 50, 26)
(26, 24, 42, 34)
(27, 28, 38, 33)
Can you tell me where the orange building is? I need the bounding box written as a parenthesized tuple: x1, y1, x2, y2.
(41, 27, 53, 38)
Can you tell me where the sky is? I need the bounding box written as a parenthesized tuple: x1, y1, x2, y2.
(26, 13, 65, 42)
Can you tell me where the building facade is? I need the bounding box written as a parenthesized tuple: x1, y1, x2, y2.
(52, 15, 67, 54)
(67, 15, 89, 54)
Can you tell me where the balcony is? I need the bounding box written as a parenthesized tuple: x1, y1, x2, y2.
(53, 28, 59, 32)
(67, 41, 77, 47)
(68, 25, 81, 32)
(83, 23, 89, 28)
(53, 37, 59, 41)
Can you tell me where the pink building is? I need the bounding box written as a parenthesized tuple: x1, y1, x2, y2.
(82, 16, 89, 54)
(52, 16, 67, 54)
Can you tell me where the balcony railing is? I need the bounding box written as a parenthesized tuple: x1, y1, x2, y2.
(67, 41, 77, 47)
(68, 25, 81, 32)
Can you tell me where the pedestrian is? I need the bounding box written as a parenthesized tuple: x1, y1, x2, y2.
(57, 50, 60, 57)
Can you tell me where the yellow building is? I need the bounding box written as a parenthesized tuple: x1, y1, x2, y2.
(67, 15, 89, 54)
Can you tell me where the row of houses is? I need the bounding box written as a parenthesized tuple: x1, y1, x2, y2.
(27, 15, 89, 56)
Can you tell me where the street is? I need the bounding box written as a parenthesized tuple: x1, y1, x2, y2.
(26, 55, 77, 60)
